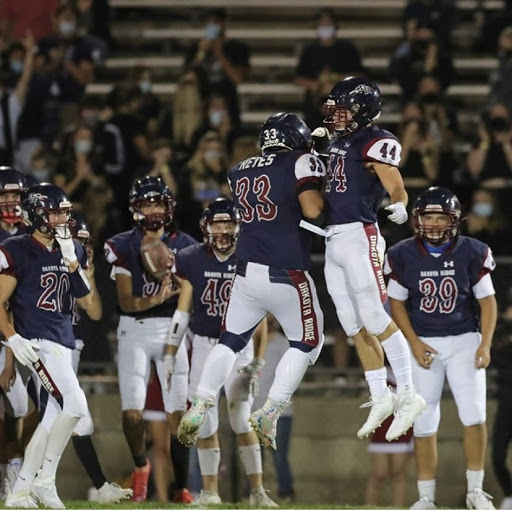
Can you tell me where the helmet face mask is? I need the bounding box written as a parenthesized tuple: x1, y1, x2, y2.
(200, 198, 240, 253)
(129, 177, 176, 231)
(0, 166, 26, 224)
(413, 187, 462, 246)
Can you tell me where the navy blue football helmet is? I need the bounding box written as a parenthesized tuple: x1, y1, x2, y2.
(22, 183, 73, 237)
(0, 166, 26, 224)
(323, 76, 382, 136)
(200, 197, 240, 253)
(259, 113, 313, 156)
(70, 212, 90, 244)
(413, 187, 462, 245)
(129, 176, 176, 231)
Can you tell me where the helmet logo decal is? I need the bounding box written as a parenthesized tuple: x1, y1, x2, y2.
(350, 84, 373, 95)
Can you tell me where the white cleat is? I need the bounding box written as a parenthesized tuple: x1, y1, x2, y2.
(177, 396, 214, 447)
(357, 390, 397, 439)
(32, 477, 65, 509)
(5, 489, 39, 508)
(6, 463, 22, 495)
(94, 482, 133, 503)
(193, 490, 222, 505)
(466, 488, 495, 510)
(411, 496, 437, 509)
(249, 488, 278, 508)
(386, 392, 426, 441)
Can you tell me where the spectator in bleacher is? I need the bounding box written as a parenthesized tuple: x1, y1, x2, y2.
(389, 20, 454, 100)
(53, 123, 103, 207)
(192, 92, 235, 155)
(129, 65, 161, 136)
(402, 0, 456, 52)
(37, 2, 100, 131)
(29, 146, 56, 183)
(473, 0, 512, 53)
(0, 31, 34, 166)
(146, 138, 178, 195)
(488, 26, 512, 113)
(462, 188, 508, 256)
(76, 0, 112, 60)
(294, 8, 365, 129)
(99, 84, 150, 225)
(466, 103, 512, 189)
(228, 135, 259, 168)
(0, 0, 58, 44)
(184, 8, 250, 130)
(184, 130, 230, 208)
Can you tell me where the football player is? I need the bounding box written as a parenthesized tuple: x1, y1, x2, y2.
(104, 176, 197, 503)
(36, 212, 132, 504)
(384, 187, 497, 510)
(312, 76, 425, 441)
(163, 198, 277, 507)
(0, 184, 92, 508)
(177, 112, 326, 453)
(0, 166, 30, 496)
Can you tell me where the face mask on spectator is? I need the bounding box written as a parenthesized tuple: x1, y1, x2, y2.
(75, 139, 92, 154)
(317, 25, 335, 41)
(59, 21, 76, 36)
(82, 112, 99, 128)
(472, 202, 493, 217)
(205, 23, 221, 41)
(139, 80, 151, 93)
(204, 149, 222, 161)
(32, 169, 51, 182)
(209, 110, 225, 127)
(10, 60, 23, 74)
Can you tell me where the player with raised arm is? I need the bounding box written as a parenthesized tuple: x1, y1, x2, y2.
(0, 183, 92, 509)
(177, 112, 326, 453)
(104, 176, 197, 503)
(385, 187, 497, 510)
(313, 76, 425, 441)
(163, 198, 277, 507)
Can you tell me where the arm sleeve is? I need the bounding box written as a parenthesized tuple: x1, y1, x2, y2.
(387, 278, 409, 300)
(364, 137, 402, 167)
(470, 245, 496, 286)
(472, 273, 495, 299)
(0, 246, 16, 277)
(295, 153, 326, 194)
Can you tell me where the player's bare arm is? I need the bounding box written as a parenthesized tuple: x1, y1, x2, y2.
(298, 189, 324, 226)
(475, 294, 498, 369)
(389, 297, 438, 369)
(371, 162, 408, 206)
(164, 277, 193, 357)
(0, 274, 18, 340)
(115, 272, 175, 313)
(77, 275, 102, 320)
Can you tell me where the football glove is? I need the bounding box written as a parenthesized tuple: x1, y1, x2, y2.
(163, 353, 176, 392)
(385, 201, 408, 224)
(2, 334, 39, 367)
(55, 226, 77, 263)
(311, 127, 331, 156)
(238, 358, 265, 398)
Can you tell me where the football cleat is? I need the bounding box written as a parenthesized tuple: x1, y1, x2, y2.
(193, 490, 222, 505)
(410, 496, 437, 509)
(5, 489, 39, 509)
(174, 488, 194, 503)
(6, 462, 22, 495)
(249, 488, 279, 508)
(131, 459, 151, 502)
(32, 476, 65, 509)
(177, 396, 214, 447)
(386, 393, 426, 441)
(249, 410, 278, 450)
(94, 482, 132, 503)
(466, 488, 495, 510)
(357, 389, 397, 439)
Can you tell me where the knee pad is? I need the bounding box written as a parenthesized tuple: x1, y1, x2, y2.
(73, 409, 94, 436)
(62, 387, 88, 418)
(459, 403, 486, 427)
(198, 406, 219, 439)
(413, 401, 441, 437)
(358, 302, 390, 336)
(228, 401, 252, 435)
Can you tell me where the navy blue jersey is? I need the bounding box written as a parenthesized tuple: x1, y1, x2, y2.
(227, 150, 325, 270)
(0, 224, 30, 243)
(385, 236, 495, 337)
(0, 235, 88, 348)
(324, 125, 401, 225)
(104, 228, 198, 320)
(176, 244, 236, 338)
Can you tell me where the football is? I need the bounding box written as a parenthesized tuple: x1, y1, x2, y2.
(140, 235, 172, 281)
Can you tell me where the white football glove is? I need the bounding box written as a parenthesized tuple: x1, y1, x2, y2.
(163, 353, 176, 392)
(2, 334, 39, 366)
(385, 201, 408, 225)
(311, 127, 331, 156)
(238, 358, 265, 398)
(55, 226, 77, 263)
